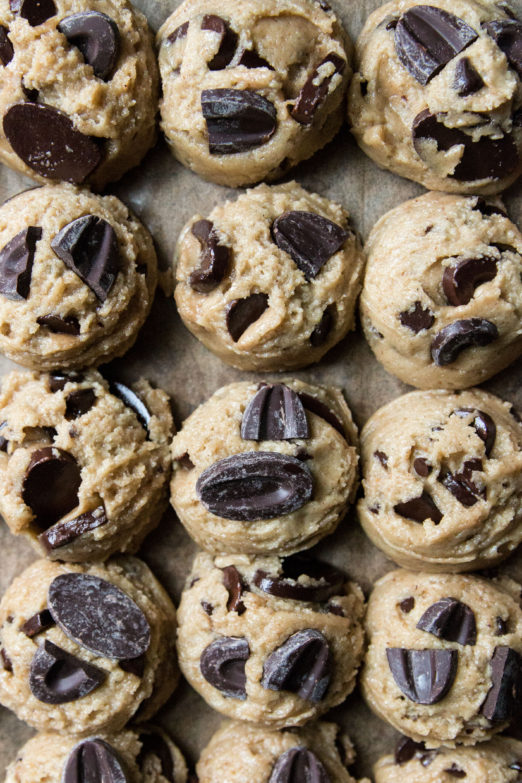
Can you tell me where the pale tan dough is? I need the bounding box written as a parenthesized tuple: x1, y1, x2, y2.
(0, 557, 178, 735)
(174, 182, 365, 372)
(170, 379, 359, 555)
(362, 569, 522, 746)
(0, 185, 158, 371)
(176, 552, 365, 728)
(360, 192, 522, 389)
(0, 369, 173, 562)
(348, 0, 522, 194)
(157, 0, 351, 187)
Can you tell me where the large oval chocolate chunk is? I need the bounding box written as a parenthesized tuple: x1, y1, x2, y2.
(201, 88, 277, 154)
(417, 597, 477, 645)
(201, 14, 238, 70)
(431, 318, 498, 365)
(291, 53, 345, 125)
(386, 647, 458, 704)
(399, 301, 434, 332)
(196, 451, 313, 521)
(226, 293, 268, 341)
(3, 103, 102, 183)
(58, 12, 120, 81)
(137, 731, 175, 783)
(483, 19, 522, 77)
(189, 219, 230, 293)
(394, 492, 443, 524)
(481, 646, 522, 721)
(262, 628, 331, 702)
(271, 211, 348, 281)
(200, 636, 250, 699)
(253, 555, 344, 602)
(442, 257, 497, 305)
(29, 639, 106, 704)
(22, 447, 81, 529)
(14, 0, 56, 26)
(0, 26, 14, 65)
(63, 738, 129, 783)
(39, 504, 108, 552)
(268, 747, 330, 783)
(241, 384, 309, 441)
(0, 226, 41, 300)
(48, 573, 150, 659)
(454, 407, 496, 455)
(108, 381, 151, 432)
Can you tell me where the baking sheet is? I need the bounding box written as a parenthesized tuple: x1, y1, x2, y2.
(0, 0, 522, 777)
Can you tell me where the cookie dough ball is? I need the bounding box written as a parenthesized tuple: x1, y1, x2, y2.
(348, 0, 522, 194)
(0, 0, 158, 188)
(0, 369, 173, 562)
(177, 552, 365, 728)
(358, 388, 522, 572)
(361, 192, 522, 389)
(0, 557, 178, 735)
(362, 569, 522, 746)
(170, 379, 358, 555)
(174, 182, 364, 372)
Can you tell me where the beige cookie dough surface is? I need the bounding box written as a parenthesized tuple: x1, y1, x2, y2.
(157, 0, 351, 187)
(348, 0, 522, 194)
(360, 192, 522, 389)
(176, 552, 365, 728)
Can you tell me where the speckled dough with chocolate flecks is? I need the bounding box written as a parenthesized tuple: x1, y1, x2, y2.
(360, 192, 522, 389)
(348, 0, 522, 194)
(157, 0, 351, 187)
(0, 369, 173, 562)
(0, 0, 158, 188)
(170, 379, 358, 555)
(174, 182, 364, 371)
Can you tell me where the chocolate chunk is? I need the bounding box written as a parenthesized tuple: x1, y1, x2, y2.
(440, 469, 482, 506)
(445, 765, 466, 778)
(196, 451, 313, 521)
(271, 211, 348, 281)
(29, 639, 106, 703)
(262, 628, 331, 702)
(50, 215, 119, 302)
(201, 88, 277, 153)
(454, 408, 496, 456)
(253, 555, 344, 602)
(0, 26, 14, 65)
(201, 601, 213, 616)
(222, 565, 247, 614)
(400, 597, 415, 613)
(58, 12, 119, 80)
(481, 646, 522, 721)
(22, 447, 81, 529)
(442, 257, 497, 305)
(167, 21, 188, 44)
(36, 314, 80, 335)
(1, 648, 12, 672)
(65, 389, 96, 420)
(472, 197, 507, 217)
(483, 19, 522, 76)
(38, 504, 108, 552)
(297, 392, 346, 440)
(63, 738, 128, 783)
(454, 57, 484, 95)
(394, 492, 443, 524)
(496, 617, 508, 635)
(226, 293, 269, 341)
(399, 301, 434, 332)
(13, 0, 56, 25)
(413, 457, 432, 477)
(241, 384, 309, 441)
(0, 226, 41, 301)
(238, 48, 273, 69)
(21, 609, 55, 637)
(200, 636, 250, 699)
(108, 381, 151, 432)
(119, 654, 145, 677)
(374, 450, 388, 468)
(177, 453, 194, 470)
(48, 573, 150, 659)
(417, 597, 477, 645)
(291, 53, 345, 125)
(137, 732, 174, 783)
(49, 371, 84, 392)
(310, 305, 335, 347)
(268, 747, 330, 783)
(189, 219, 230, 293)
(386, 647, 458, 704)
(0, 422, 8, 453)
(201, 15, 237, 70)
(394, 736, 427, 765)
(431, 318, 498, 365)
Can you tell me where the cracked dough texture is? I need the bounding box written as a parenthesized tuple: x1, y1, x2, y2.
(170, 379, 359, 555)
(0, 185, 158, 371)
(0, 370, 173, 562)
(0, 557, 178, 735)
(177, 552, 365, 728)
(358, 389, 522, 572)
(157, 0, 351, 187)
(360, 192, 522, 389)
(362, 569, 522, 746)
(174, 182, 365, 372)
(0, 0, 158, 188)
(348, 0, 522, 194)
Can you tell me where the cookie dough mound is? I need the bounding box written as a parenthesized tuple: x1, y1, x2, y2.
(177, 552, 365, 728)
(170, 379, 358, 555)
(348, 0, 522, 194)
(362, 569, 522, 746)
(0, 369, 173, 561)
(157, 0, 351, 187)
(0, 557, 178, 735)
(0, 185, 158, 371)
(174, 182, 364, 372)
(358, 388, 522, 572)
(361, 192, 522, 389)
(0, 0, 158, 188)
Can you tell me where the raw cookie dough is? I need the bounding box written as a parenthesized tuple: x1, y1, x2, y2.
(358, 388, 522, 572)
(360, 192, 522, 389)
(0, 185, 158, 371)
(5, 726, 187, 783)
(174, 182, 364, 372)
(348, 0, 522, 194)
(170, 379, 359, 555)
(0, 369, 173, 562)
(362, 569, 522, 746)
(0, 557, 178, 735)
(0, 0, 158, 188)
(157, 0, 351, 187)
(176, 551, 365, 728)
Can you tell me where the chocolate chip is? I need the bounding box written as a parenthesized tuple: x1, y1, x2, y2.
(253, 555, 344, 603)
(453, 408, 496, 456)
(238, 48, 272, 69)
(442, 257, 497, 305)
(399, 301, 434, 332)
(29, 639, 106, 703)
(271, 211, 348, 281)
(394, 736, 426, 765)
(22, 447, 81, 529)
(413, 457, 432, 477)
(38, 504, 108, 552)
(177, 453, 194, 470)
(483, 19, 522, 76)
(417, 597, 476, 645)
(262, 628, 331, 702)
(241, 384, 309, 441)
(0, 226, 41, 300)
(268, 747, 330, 783)
(0, 422, 8, 453)
(13, 0, 56, 25)
(386, 647, 458, 704)
(201, 88, 277, 153)
(65, 389, 96, 420)
(394, 492, 443, 524)
(496, 617, 508, 635)
(48, 573, 150, 659)
(201, 601, 213, 616)
(431, 318, 498, 365)
(189, 219, 230, 293)
(119, 654, 145, 677)
(374, 450, 388, 468)
(1, 648, 12, 672)
(297, 392, 346, 440)
(36, 314, 80, 335)
(58, 12, 119, 81)
(108, 381, 151, 432)
(481, 646, 522, 721)
(63, 739, 128, 783)
(440, 469, 482, 506)
(48, 371, 84, 392)
(291, 53, 345, 125)
(167, 21, 188, 44)
(0, 26, 13, 65)
(50, 215, 119, 302)
(326, 602, 344, 617)
(472, 197, 507, 217)
(200, 636, 250, 699)
(310, 305, 335, 347)
(226, 293, 269, 341)
(222, 565, 247, 614)
(399, 597, 415, 613)
(445, 764, 467, 778)
(201, 15, 237, 70)
(137, 732, 174, 783)
(21, 609, 54, 637)
(454, 57, 484, 95)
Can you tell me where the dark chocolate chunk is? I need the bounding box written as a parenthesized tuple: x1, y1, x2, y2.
(495, 617, 508, 635)
(431, 318, 498, 365)
(440, 469, 482, 506)
(119, 654, 145, 677)
(14, 0, 56, 25)
(453, 56, 484, 95)
(386, 647, 458, 704)
(222, 565, 247, 614)
(417, 597, 477, 645)
(36, 314, 80, 335)
(200, 636, 250, 699)
(108, 381, 151, 432)
(177, 453, 195, 470)
(63, 738, 128, 783)
(0, 421, 8, 453)
(268, 747, 330, 783)
(189, 219, 230, 293)
(0, 25, 14, 65)
(481, 646, 522, 721)
(413, 457, 432, 477)
(444, 764, 467, 778)
(226, 293, 269, 341)
(310, 305, 335, 347)
(65, 389, 96, 420)
(58, 12, 119, 80)
(38, 504, 108, 552)
(394, 492, 443, 524)
(453, 407, 496, 456)
(167, 21, 188, 44)
(1, 648, 12, 672)
(291, 53, 345, 125)
(0, 226, 41, 300)
(201, 601, 213, 616)
(22, 447, 81, 529)
(472, 197, 507, 217)
(271, 211, 348, 281)
(48, 371, 84, 392)
(399, 301, 434, 332)
(29, 639, 106, 703)
(240, 384, 309, 441)
(201, 14, 237, 70)
(137, 732, 174, 783)
(400, 597, 415, 613)
(253, 555, 344, 603)
(394, 736, 427, 765)
(483, 19, 522, 76)
(262, 628, 331, 702)
(374, 450, 388, 468)
(297, 392, 346, 440)
(442, 257, 497, 305)
(201, 88, 277, 153)
(238, 48, 273, 69)
(21, 609, 55, 637)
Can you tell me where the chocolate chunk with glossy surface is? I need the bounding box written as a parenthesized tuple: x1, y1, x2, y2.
(241, 384, 309, 441)
(222, 565, 247, 614)
(262, 629, 331, 702)
(36, 314, 80, 335)
(189, 219, 229, 293)
(0, 26, 13, 65)
(201, 15, 237, 70)
(39, 504, 108, 552)
(454, 407, 496, 456)
(253, 555, 344, 602)
(297, 392, 346, 439)
(431, 318, 498, 365)
(413, 457, 432, 477)
(137, 731, 174, 783)
(200, 636, 250, 699)
(22, 447, 81, 529)
(48, 371, 84, 392)
(291, 53, 345, 125)
(442, 257, 497, 305)
(453, 56, 484, 95)
(201, 89, 277, 154)
(310, 305, 335, 347)
(226, 293, 269, 341)
(0, 226, 41, 300)
(271, 211, 348, 281)
(481, 646, 522, 721)
(21, 609, 55, 637)
(386, 647, 458, 704)
(108, 381, 151, 432)
(394, 492, 443, 524)
(399, 301, 434, 332)
(29, 639, 106, 703)
(417, 597, 476, 645)
(268, 747, 330, 783)
(65, 389, 96, 420)
(483, 19, 522, 76)
(394, 736, 428, 765)
(64, 738, 129, 783)
(440, 468, 482, 506)
(58, 12, 119, 80)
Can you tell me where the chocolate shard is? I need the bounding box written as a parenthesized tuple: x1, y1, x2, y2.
(453, 407, 496, 456)
(22, 447, 81, 530)
(268, 747, 330, 783)
(0, 226, 41, 300)
(48, 573, 150, 659)
(167, 20, 188, 44)
(472, 197, 507, 217)
(291, 53, 345, 125)
(201, 88, 277, 154)
(0, 26, 14, 66)
(38, 504, 108, 552)
(65, 389, 96, 420)
(262, 628, 331, 702)
(297, 392, 346, 440)
(386, 647, 458, 704)
(271, 211, 348, 281)
(226, 293, 269, 341)
(310, 305, 335, 347)
(481, 646, 522, 721)
(14, 0, 56, 25)
(201, 14, 238, 70)
(394, 736, 427, 765)
(137, 731, 175, 783)
(36, 314, 80, 335)
(189, 219, 230, 293)
(394, 492, 443, 524)
(241, 384, 309, 441)
(29, 639, 106, 704)
(58, 12, 119, 80)
(200, 636, 250, 699)
(196, 451, 313, 521)
(238, 47, 273, 69)
(20, 609, 55, 637)
(453, 56, 484, 95)
(444, 764, 467, 778)
(440, 469, 482, 507)
(222, 565, 247, 614)
(374, 450, 388, 468)
(417, 597, 477, 645)
(400, 597, 415, 613)
(483, 19, 522, 77)
(48, 371, 84, 392)
(63, 738, 129, 783)
(431, 318, 498, 365)
(399, 301, 434, 333)
(108, 380, 151, 432)
(253, 555, 344, 602)
(1, 648, 12, 672)
(442, 257, 497, 305)
(118, 654, 145, 677)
